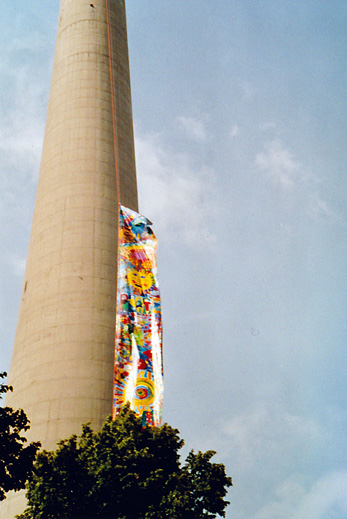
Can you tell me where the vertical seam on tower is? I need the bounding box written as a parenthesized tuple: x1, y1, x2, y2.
(106, 0, 120, 417)
(106, 0, 121, 204)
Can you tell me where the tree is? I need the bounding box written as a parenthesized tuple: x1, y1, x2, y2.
(18, 405, 232, 519)
(0, 371, 40, 501)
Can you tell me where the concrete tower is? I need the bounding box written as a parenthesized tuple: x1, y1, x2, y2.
(2, 1, 138, 516)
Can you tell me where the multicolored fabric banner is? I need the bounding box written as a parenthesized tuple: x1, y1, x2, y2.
(113, 205, 163, 426)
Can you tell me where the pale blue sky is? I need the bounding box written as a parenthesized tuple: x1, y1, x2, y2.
(1, 2, 346, 518)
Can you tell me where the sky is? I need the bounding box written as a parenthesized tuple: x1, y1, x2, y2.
(0, 1, 346, 518)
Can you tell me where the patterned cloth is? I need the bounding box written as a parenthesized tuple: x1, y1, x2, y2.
(113, 205, 163, 426)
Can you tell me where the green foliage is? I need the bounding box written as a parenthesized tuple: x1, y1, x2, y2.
(18, 405, 232, 519)
(0, 372, 40, 501)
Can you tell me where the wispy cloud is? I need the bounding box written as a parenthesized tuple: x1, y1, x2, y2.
(214, 405, 347, 518)
(260, 121, 277, 131)
(242, 81, 257, 101)
(6, 31, 50, 53)
(0, 64, 45, 179)
(135, 129, 215, 248)
(255, 139, 301, 190)
(223, 406, 324, 470)
(0, 29, 49, 183)
(176, 115, 208, 142)
(253, 471, 347, 519)
(230, 124, 240, 139)
(255, 139, 339, 221)
(0, 66, 46, 235)
(308, 191, 339, 221)
(7, 254, 27, 277)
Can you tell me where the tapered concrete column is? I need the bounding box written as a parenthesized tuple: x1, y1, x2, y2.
(1, 1, 138, 516)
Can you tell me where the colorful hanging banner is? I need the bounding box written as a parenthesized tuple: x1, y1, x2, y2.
(113, 205, 163, 426)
